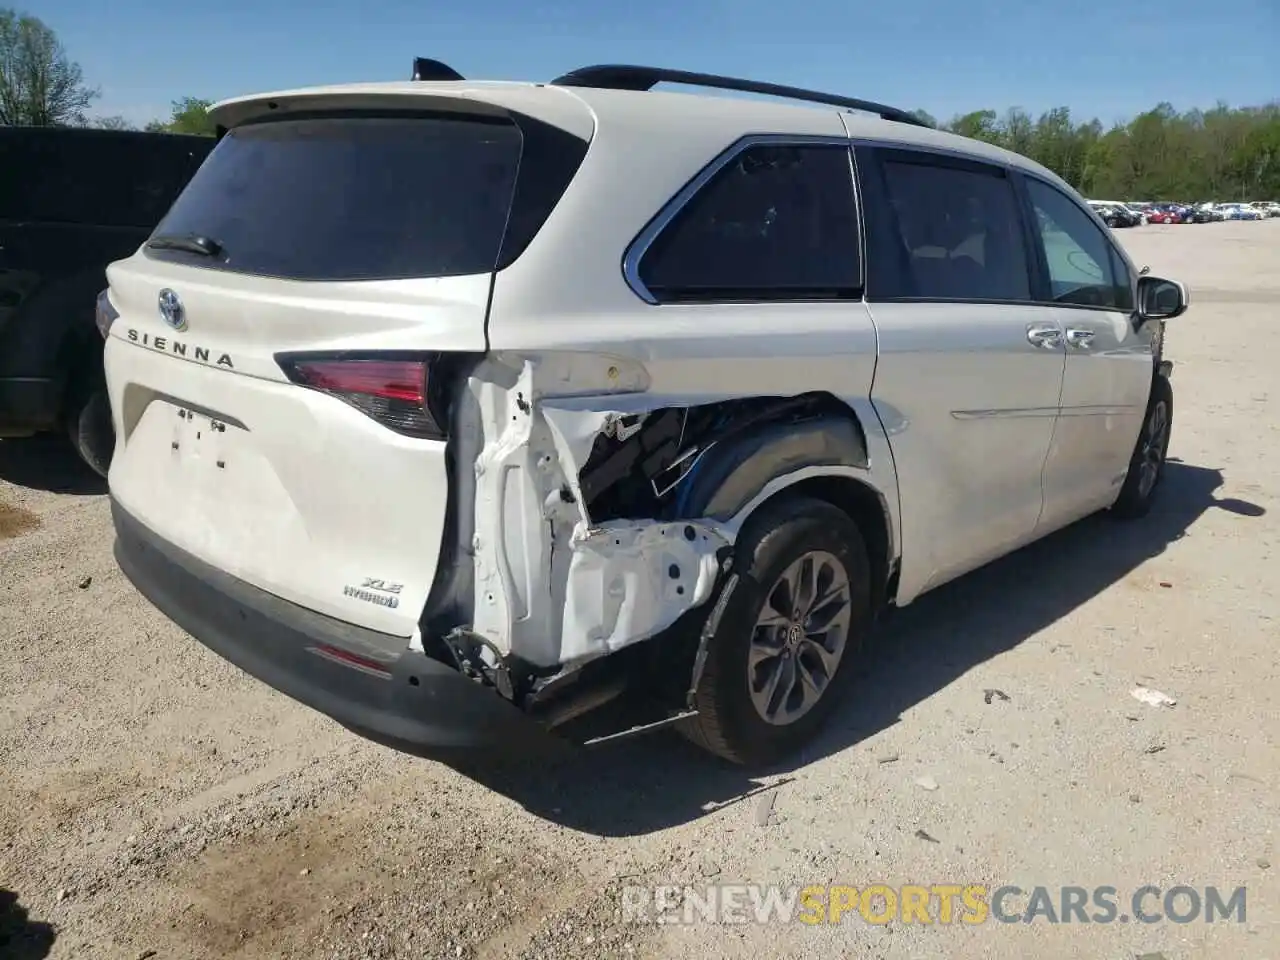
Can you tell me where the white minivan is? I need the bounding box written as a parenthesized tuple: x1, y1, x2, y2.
(101, 61, 1188, 766)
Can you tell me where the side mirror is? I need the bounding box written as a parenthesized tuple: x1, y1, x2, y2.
(1137, 275, 1188, 321)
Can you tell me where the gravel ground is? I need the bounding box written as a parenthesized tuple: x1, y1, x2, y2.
(2, 221, 1278, 960)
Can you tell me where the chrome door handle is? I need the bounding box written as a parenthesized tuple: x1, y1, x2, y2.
(1026, 324, 1063, 350)
(1065, 328, 1096, 349)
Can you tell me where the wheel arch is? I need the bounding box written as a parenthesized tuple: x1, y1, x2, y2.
(667, 393, 898, 612)
(724, 469, 896, 613)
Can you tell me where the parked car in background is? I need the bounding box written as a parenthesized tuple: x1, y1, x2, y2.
(1108, 201, 1147, 226)
(1220, 203, 1263, 221)
(0, 127, 213, 476)
(1146, 207, 1177, 224)
(101, 59, 1189, 766)
(1089, 202, 1123, 227)
(1248, 202, 1276, 218)
(1123, 202, 1149, 225)
(1088, 201, 1139, 227)
(1264, 202, 1280, 217)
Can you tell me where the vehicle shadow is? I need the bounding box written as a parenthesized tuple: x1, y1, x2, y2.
(0, 436, 106, 495)
(441, 461, 1265, 837)
(0, 889, 56, 960)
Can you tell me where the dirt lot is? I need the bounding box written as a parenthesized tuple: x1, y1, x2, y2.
(2, 221, 1278, 960)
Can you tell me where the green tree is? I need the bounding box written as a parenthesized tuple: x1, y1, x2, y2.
(1230, 118, 1280, 198)
(145, 96, 215, 135)
(909, 108, 938, 129)
(947, 109, 1001, 144)
(1000, 107, 1034, 157)
(926, 98, 1280, 201)
(0, 8, 98, 125)
(91, 114, 134, 130)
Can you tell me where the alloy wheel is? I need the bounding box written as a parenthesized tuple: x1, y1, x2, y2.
(747, 550, 853, 726)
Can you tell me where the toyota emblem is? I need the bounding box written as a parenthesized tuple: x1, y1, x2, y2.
(158, 288, 187, 332)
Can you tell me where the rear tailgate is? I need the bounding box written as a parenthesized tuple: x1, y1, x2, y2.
(105, 99, 590, 638)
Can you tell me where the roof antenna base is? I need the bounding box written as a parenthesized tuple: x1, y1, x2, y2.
(412, 58, 465, 82)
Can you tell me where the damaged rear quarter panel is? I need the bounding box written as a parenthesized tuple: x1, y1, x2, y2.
(466, 353, 727, 668)
(461, 306, 900, 670)
(560, 520, 726, 660)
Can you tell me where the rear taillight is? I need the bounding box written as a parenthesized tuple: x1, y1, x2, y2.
(95, 289, 119, 339)
(278, 354, 447, 440)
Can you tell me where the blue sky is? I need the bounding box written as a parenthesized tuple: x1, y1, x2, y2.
(39, 0, 1279, 129)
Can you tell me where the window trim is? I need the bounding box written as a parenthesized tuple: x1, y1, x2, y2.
(1017, 172, 1136, 315)
(848, 136, 1007, 168)
(1108, 244, 1136, 314)
(621, 134, 863, 305)
(859, 145, 1038, 306)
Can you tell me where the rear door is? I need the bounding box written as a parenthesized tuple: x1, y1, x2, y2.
(858, 145, 1066, 600)
(105, 106, 588, 638)
(1019, 175, 1153, 529)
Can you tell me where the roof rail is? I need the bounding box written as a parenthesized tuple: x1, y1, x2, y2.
(411, 57, 465, 82)
(549, 64, 929, 127)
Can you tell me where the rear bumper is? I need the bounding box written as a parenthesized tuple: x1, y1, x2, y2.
(111, 500, 562, 760)
(0, 376, 61, 436)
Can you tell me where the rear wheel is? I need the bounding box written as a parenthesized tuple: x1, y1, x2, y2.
(680, 497, 874, 766)
(1111, 376, 1172, 519)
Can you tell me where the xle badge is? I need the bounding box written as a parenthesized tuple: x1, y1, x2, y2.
(343, 578, 404, 609)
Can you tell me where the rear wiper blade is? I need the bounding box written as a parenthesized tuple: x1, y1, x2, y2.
(146, 233, 225, 258)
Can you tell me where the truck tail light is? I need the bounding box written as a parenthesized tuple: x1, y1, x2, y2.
(277, 353, 448, 440)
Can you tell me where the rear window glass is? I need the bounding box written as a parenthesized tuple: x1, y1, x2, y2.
(0, 129, 210, 227)
(146, 114, 536, 281)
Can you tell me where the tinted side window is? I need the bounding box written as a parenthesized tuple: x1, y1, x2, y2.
(127, 139, 214, 227)
(0, 132, 35, 219)
(0, 131, 81, 223)
(1025, 178, 1131, 310)
(637, 143, 860, 303)
(877, 154, 1031, 302)
(0, 131, 209, 227)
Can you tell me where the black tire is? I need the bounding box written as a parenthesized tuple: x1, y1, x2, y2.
(66, 387, 114, 480)
(1111, 375, 1173, 520)
(679, 497, 874, 766)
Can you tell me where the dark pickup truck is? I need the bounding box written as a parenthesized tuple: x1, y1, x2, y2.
(0, 126, 212, 475)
